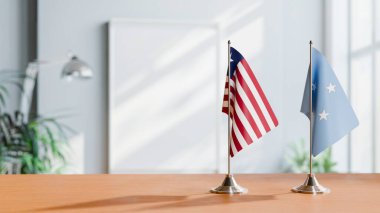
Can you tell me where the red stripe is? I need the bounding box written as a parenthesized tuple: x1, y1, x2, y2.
(230, 146, 234, 157)
(241, 59, 279, 126)
(223, 80, 228, 90)
(222, 75, 235, 105)
(230, 86, 235, 96)
(222, 76, 236, 115)
(229, 104, 235, 119)
(236, 67, 271, 132)
(222, 96, 234, 108)
(222, 88, 235, 101)
(231, 75, 236, 87)
(224, 77, 236, 93)
(232, 107, 254, 145)
(235, 90, 262, 140)
(222, 103, 235, 120)
(223, 88, 235, 99)
(231, 128, 243, 151)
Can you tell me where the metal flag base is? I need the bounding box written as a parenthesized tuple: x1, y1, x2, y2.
(210, 174, 248, 194)
(291, 174, 330, 194)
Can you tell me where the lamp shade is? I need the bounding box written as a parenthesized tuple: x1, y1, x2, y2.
(61, 56, 93, 80)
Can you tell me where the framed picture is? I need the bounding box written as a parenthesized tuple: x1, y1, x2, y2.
(108, 19, 222, 173)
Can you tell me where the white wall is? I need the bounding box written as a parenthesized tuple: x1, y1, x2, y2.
(38, 0, 324, 173)
(0, 0, 29, 111)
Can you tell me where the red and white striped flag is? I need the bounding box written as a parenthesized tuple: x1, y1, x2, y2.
(222, 47, 278, 157)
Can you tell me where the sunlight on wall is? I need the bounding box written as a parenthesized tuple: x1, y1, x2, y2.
(37, 0, 326, 174)
(110, 21, 219, 173)
(216, 1, 262, 28)
(230, 17, 264, 58)
(327, 0, 380, 173)
(351, 0, 372, 52)
(155, 27, 217, 70)
(350, 55, 373, 172)
(109, 0, 322, 174)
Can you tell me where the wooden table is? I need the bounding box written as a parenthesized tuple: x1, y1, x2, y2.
(1, 174, 379, 212)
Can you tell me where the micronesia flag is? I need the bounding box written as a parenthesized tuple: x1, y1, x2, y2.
(222, 47, 278, 157)
(301, 48, 359, 156)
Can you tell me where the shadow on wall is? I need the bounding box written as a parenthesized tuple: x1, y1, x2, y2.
(109, 0, 288, 173)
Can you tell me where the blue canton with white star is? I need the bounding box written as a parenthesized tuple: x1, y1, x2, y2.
(228, 47, 244, 78)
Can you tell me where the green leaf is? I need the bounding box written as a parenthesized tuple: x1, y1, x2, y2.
(21, 154, 33, 173)
(0, 108, 72, 174)
(285, 139, 337, 173)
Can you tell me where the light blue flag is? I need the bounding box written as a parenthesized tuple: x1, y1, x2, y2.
(301, 48, 359, 156)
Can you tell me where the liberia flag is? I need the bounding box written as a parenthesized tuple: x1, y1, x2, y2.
(222, 47, 278, 157)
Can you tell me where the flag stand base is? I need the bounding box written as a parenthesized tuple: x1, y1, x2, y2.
(291, 174, 330, 194)
(210, 174, 248, 194)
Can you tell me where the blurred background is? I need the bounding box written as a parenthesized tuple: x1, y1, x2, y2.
(0, 0, 378, 174)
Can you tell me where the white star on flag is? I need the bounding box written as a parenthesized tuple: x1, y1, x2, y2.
(230, 53, 234, 63)
(319, 110, 329, 120)
(301, 47, 359, 157)
(312, 83, 316, 91)
(326, 83, 336, 93)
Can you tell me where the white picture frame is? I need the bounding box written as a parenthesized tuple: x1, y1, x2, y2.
(108, 19, 223, 173)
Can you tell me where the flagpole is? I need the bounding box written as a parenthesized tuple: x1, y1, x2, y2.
(227, 40, 231, 176)
(210, 40, 247, 194)
(291, 40, 330, 194)
(309, 40, 313, 176)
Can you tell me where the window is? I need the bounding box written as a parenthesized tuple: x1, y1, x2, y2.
(327, 0, 380, 173)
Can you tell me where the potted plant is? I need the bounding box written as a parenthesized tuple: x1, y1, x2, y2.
(0, 70, 73, 174)
(285, 138, 337, 173)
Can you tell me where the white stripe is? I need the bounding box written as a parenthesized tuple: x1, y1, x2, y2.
(224, 81, 236, 101)
(222, 95, 235, 107)
(230, 105, 235, 115)
(226, 93, 235, 102)
(235, 75, 267, 136)
(224, 93, 235, 101)
(230, 136, 238, 156)
(232, 118, 249, 149)
(234, 101, 259, 141)
(229, 79, 235, 88)
(230, 93, 235, 101)
(224, 88, 228, 94)
(225, 77, 236, 89)
(237, 63, 276, 129)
